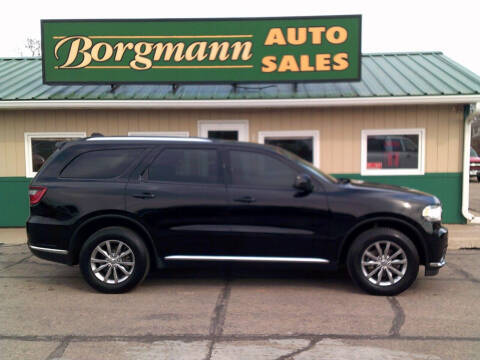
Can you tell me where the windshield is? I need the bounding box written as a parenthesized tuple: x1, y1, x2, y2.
(471, 148, 479, 157)
(271, 146, 338, 184)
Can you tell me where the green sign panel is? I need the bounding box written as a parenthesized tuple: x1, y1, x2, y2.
(42, 16, 361, 84)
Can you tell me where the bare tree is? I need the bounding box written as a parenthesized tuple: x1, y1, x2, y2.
(25, 38, 41, 57)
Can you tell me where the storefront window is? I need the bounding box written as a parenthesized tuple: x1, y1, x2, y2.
(264, 138, 313, 163)
(361, 129, 425, 175)
(258, 130, 320, 168)
(24, 132, 86, 177)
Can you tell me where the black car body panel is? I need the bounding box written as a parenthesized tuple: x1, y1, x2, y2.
(27, 137, 448, 279)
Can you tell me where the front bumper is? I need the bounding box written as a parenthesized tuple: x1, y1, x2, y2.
(424, 226, 448, 276)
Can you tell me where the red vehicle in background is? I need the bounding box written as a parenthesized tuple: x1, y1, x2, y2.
(471, 148, 480, 182)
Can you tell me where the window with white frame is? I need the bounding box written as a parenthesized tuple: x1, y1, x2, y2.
(258, 130, 320, 168)
(25, 132, 86, 178)
(128, 131, 189, 137)
(361, 128, 425, 176)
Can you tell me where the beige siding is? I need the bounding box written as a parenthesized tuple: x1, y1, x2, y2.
(0, 104, 464, 177)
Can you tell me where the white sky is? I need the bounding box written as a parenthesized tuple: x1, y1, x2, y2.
(1, 0, 480, 75)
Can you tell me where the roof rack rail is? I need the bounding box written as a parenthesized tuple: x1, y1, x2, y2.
(86, 136, 211, 142)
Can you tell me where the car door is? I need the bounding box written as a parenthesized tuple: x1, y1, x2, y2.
(126, 145, 230, 257)
(224, 147, 330, 259)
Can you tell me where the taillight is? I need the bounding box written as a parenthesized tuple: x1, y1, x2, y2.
(29, 186, 47, 205)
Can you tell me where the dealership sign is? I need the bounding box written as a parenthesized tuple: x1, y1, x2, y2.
(41, 16, 361, 84)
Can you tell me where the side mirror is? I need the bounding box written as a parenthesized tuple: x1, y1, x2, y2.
(294, 174, 314, 193)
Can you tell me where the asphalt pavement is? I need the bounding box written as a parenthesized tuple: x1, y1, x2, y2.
(1, 243, 480, 360)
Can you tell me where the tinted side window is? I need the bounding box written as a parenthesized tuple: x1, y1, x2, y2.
(61, 149, 143, 179)
(229, 150, 296, 187)
(148, 148, 218, 184)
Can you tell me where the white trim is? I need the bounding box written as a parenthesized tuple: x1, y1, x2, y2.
(198, 120, 249, 142)
(361, 128, 425, 176)
(24, 132, 86, 178)
(2, 95, 480, 110)
(128, 131, 189, 137)
(258, 130, 320, 168)
(462, 112, 474, 221)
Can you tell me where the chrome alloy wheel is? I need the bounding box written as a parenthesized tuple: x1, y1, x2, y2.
(361, 241, 407, 287)
(90, 240, 135, 284)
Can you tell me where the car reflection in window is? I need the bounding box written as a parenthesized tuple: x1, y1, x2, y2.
(367, 135, 419, 170)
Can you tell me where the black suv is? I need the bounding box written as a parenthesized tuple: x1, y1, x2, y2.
(27, 136, 447, 295)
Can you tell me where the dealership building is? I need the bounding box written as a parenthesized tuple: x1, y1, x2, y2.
(1, 51, 480, 225)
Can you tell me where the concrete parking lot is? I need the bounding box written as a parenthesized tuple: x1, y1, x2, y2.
(1, 243, 480, 360)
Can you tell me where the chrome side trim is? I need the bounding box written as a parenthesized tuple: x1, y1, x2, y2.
(429, 259, 446, 268)
(29, 245, 69, 255)
(164, 255, 329, 264)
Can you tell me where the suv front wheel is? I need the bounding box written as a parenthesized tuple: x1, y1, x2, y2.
(347, 227, 419, 296)
(79, 226, 150, 293)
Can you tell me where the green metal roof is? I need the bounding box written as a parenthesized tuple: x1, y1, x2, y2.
(1, 52, 480, 101)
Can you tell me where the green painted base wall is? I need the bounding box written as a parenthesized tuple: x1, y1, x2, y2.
(0, 177, 31, 227)
(0, 173, 465, 227)
(332, 172, 465, 224)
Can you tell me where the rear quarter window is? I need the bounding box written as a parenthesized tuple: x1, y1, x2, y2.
(60, 148, 143, 179)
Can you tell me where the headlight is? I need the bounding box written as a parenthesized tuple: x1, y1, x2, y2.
(422, 205, 442, 222)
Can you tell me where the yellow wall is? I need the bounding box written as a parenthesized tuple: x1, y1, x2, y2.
(0, 104, 464, 177)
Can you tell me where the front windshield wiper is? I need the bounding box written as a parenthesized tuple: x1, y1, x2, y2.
(338, 177, 351, 184)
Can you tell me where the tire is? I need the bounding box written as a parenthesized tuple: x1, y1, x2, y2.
(346, 227, 419, 296)
(79, 226, 150, 293)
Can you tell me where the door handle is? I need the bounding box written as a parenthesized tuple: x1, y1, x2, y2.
(234, 196, 256, 203)
(132, 192, 156, 199)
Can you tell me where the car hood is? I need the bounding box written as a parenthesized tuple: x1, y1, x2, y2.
(343, 179, 440, 205)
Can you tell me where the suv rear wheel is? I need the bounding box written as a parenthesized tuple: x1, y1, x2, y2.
(347, 227, 419, 296)
(79, 226, 150, 293)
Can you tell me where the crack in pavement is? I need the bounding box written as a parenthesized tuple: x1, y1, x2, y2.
(387, 297, 405, 337)
(447, 262, 480, 284)
(205, 275, 232, 360)
(275, 338, 319, 360)
(0, 243, 27, 247)
(45, 336, 71, 360)
(0, 255, 32, 271)
(2, 333, 479, 343)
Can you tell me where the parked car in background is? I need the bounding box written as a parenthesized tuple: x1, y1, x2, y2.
(470, 147, 480, 182)
(27, 137, 447, 296)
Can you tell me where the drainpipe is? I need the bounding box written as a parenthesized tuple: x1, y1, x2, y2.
(462, 103, 480, 223)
